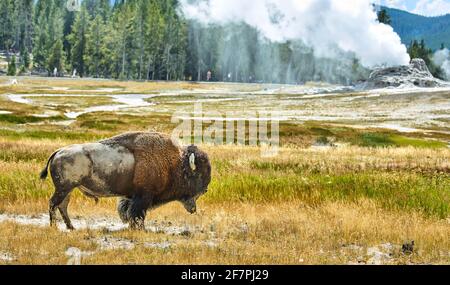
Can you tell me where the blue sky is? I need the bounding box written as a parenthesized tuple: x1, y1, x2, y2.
(378, 0, 450, 16)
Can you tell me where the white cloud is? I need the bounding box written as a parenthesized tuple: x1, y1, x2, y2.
(383, 0, 408, 10)
(412, 0, 450, 16)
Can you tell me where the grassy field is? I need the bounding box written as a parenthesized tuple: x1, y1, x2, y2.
(0, 77, 449, 264)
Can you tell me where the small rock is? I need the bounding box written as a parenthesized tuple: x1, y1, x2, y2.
(95, 236, 135, 251)
(203, 240, 219, 248)
(380, 243, 394, 253)
(367, 247, 391, 265)
(342, 243, 363, 251)
(144, 241, 171, 250)
(402, 241, 415, 255)
(180, 230, 192, 237)
(65, 247, 94, 265)
(0, 252, 15, 262)
(240, 223, 249, 234)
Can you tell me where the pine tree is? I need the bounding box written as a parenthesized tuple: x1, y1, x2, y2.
(68, 6, 89, 77)
(0, 0, 16, 52)
(162, 1, 185, 81)
(47, 39, 65, 76)
(20, 45, 30, 70)
(377, 9, 391, 26)
(145, 0, 165, 80)
(32, 0, 65, 73)
(7, 55, 17, 76)
(133, 0, 150, 79)
(32, 0, 49, 70)
(85, 14, 110, 77)
(110, 3, 134, 79)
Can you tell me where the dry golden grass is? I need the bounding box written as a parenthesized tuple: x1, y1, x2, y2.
(0, 201, 449, 265)
(0, 137, 448, 264)
(0, 77, 449, 264)
(0, 76, 264, 95)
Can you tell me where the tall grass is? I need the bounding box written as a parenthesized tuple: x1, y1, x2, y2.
(207, 171, 449, 218)
(0, 140, 448, 218)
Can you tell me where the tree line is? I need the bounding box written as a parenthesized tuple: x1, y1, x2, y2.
(1, 2, 444, 82)
(1, 0, 186, 80)
(0, 0, 371, 84)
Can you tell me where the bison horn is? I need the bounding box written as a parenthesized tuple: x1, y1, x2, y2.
(189, 153, 196, 171)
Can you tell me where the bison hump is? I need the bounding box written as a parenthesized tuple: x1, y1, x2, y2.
(129, 133, 182, 193)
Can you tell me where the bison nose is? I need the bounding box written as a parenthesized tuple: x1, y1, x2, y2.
(190, 206, 197, 214)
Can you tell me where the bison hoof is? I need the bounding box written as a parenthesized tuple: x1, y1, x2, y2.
(129, 219, 145, 231)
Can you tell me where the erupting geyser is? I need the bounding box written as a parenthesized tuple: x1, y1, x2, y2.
(180, 0, 410, 68)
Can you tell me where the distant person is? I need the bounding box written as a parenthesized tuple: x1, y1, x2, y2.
(53, 67, 58, 77)
(11, 78, 18, 85)
(228, 73, 232, 81)
(207, 70, 212, 81)
(72, 69, 77, 78)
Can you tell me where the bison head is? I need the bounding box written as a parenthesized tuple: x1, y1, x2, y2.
(180, 145, 211, 214)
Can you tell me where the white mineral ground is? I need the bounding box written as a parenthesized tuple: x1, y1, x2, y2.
(3, 84, 450, 134)
(0, 213, 429, 265)
(0, 212, 221, 259)
(0, 213, 198, 235)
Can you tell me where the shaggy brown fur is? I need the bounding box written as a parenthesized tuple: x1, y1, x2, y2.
(103, 132, 211, 229)
(41, 132, 211, 230)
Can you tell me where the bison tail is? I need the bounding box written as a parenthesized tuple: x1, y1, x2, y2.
(40, 151, 59, 180)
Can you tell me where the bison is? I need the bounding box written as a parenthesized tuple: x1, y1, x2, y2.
(40, 132, 212, 230)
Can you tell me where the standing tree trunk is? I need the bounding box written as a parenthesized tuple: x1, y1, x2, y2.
(121, 38, 126, 79)
(165, 45, 172, 81)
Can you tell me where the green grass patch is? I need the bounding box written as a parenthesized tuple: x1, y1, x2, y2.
(358, 133, 394, 147)
(79, 119, 126, 131)
(0, 129, 107, 142)
(206, 171, 450, 218)
(350, 132, 447, 149)
(0, 114, 66, 124)
(390, 135, 448, 149)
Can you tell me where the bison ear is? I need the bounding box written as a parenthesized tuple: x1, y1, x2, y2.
(189, 153, 196, 171)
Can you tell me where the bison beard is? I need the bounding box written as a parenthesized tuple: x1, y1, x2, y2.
(40, 132, 212, 230)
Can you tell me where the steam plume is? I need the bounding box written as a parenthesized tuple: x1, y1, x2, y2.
(180, 0, 410, 67)
(433, 48, 450, 80)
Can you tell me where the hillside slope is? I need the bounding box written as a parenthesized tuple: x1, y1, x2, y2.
(383, 6, 450, 50)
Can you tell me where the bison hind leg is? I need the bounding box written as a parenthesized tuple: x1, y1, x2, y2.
(49, 186, 74, 230)
(58, 194, 74, 230)
(117, 198, 131, 223)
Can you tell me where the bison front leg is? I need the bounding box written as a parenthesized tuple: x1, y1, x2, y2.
(117, 197, 132, 224)
(127, 194, 152, 230)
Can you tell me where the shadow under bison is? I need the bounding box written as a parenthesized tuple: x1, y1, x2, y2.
(40, 132, 212, 230)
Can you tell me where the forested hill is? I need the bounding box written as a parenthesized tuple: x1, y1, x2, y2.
(383, 6, 450, 50)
